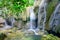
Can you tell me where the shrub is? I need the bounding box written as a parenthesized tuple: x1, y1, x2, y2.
(41, 34, 60, 40)
(0, 0, 34, 19)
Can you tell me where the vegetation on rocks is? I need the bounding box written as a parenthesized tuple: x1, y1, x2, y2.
(0, 0, 34, 20)
(0, 30, 60, 40)
(41, 34, 60, 40)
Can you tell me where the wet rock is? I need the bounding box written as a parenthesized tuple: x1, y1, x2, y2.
(24, 30, 35, 36)
(24, 22, 30, 29)
(20, 7, 31, 21)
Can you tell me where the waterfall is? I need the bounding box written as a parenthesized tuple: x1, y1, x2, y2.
(0, 17, 15, 30)
(29, 7, 36, 29)
(27, 0, 47, 35)
(49, 3, 60, 31)
(5, 17, 15, 29)
(38, 0, 47, 31)
(28, 7, 38, 35)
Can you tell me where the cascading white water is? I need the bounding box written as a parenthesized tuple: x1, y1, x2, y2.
(27, 0, 47, 35)
(49, 3, 60, 31)
(30, 7, 36, 29)
(28, 7, 38, 35)
(38, 0, 47, 31)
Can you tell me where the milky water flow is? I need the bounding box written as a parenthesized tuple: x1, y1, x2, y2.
(28, 7, 38, 35)
(28, 0, 47, 35)
(49, 3, 60, 30)
(1, 17, 15, 30)
(5, 17, 15, 29)
(38, 0, 47, 31)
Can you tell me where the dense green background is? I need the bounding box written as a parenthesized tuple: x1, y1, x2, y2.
(0, 0, 34, 19)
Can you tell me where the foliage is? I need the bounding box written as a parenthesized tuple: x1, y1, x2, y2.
(0, 0, 34, 19)
(41, 34, 60, 40)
